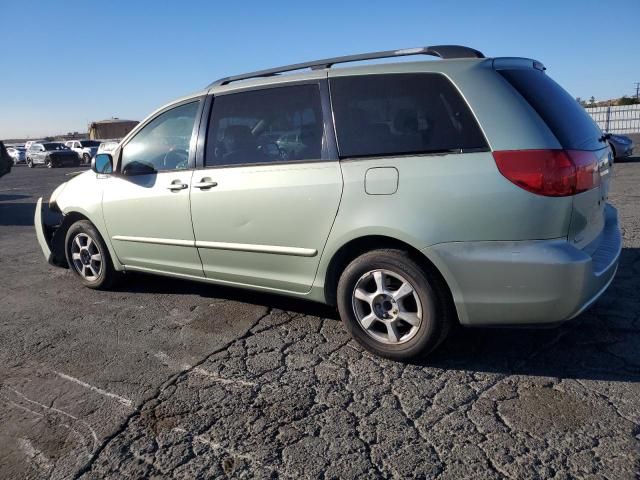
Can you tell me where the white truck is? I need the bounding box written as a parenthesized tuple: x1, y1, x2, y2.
(64, 140, 101, 164)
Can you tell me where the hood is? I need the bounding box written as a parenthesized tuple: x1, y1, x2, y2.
(49, 149, 77, 155)
(50, 169, 94, 207)
(49, 180, 68, 207)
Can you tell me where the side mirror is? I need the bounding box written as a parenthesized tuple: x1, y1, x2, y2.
(92, 153, 113, 174)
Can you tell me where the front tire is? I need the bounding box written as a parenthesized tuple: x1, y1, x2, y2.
(27, 158, 33, 168)
(337, 249, 452, 360)
(65, 220, 118, 289)
(46, 158, 53, 168)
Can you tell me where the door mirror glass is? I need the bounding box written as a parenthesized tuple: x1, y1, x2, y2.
(92, 153, 113, 174)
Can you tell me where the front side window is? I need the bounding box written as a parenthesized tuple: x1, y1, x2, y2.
(206, 84, 324, 167)
(121, 101, 200, 174)
(330, 73, 487, 158)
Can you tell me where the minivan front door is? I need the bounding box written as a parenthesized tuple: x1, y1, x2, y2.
(102, 100, 204, 277)
(189, 82, 342, 293)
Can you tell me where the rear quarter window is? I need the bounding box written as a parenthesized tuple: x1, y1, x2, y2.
(497, 69, 604, 151)
(329, 73, 488, 158)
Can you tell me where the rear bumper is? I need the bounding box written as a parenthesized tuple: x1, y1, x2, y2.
(423, 204, 621, 326)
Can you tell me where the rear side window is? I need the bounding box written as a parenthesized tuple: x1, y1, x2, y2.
(498, 69, 603, 151)
(206, 84, 324, 167)
(330, 73, 487, 158)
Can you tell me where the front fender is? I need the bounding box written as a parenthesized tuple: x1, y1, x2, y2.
(47, 171, 124, 271)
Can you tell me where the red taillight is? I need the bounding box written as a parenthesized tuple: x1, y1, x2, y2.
(493, 149, 600, 197)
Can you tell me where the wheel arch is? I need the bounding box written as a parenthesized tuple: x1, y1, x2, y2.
(322, 235, 457, 323)
(52, 210, 122, 271)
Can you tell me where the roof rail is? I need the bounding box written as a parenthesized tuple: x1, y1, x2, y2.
(208, 45, 485, 88)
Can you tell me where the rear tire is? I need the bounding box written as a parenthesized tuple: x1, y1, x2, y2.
(83, 153, 90, 165)
(65, 220, 118, 289)
(46, 158, 53, 168)
(337, 249, 452, 360)
(27, 158, 33, 168)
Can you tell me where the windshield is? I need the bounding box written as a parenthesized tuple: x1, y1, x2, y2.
(43, 143, 69, 151)
(498, 69, 604, 151)
(80, 140, 101, 147)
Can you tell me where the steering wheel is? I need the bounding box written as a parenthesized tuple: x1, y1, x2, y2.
(162, 148, 189, 170)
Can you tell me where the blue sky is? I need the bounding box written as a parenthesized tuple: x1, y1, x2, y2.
(0, 0, 638, 139)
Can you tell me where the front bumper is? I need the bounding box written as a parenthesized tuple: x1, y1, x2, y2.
(34, 197, 66, 266)
(35, 198, 53, 262)
(51, 155, 80, 166)
(423, 204, 621, 326)
(615, 142, 634, 158)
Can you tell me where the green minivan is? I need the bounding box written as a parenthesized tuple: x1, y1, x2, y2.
(35, 45, 621, 359)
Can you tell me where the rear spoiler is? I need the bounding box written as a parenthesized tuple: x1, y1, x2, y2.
(492, 57, 546, 71)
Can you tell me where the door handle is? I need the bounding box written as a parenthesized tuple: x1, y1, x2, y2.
(193, 178, 218, 189)
(167, 180, 188, 191)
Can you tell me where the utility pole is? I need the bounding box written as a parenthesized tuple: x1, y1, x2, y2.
(635, 82, 640, 102)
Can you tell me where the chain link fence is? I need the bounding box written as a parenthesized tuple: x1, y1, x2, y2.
(585, 104, 640, 134)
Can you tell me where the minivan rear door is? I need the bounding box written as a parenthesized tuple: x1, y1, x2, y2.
(496, 65, 612, 249)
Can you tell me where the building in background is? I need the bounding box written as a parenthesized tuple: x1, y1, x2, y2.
(88, 118, 138, 140)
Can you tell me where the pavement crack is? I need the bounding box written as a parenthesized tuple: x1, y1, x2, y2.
(72, 306, 274, 479)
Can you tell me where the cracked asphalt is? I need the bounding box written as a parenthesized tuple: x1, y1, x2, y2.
(1, 157, 639, 479)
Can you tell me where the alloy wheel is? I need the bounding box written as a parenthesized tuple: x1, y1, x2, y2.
(351, 269, 423, 344)
(70, 233, 103, 282)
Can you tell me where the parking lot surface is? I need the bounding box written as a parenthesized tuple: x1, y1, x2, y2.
(1, 162, 639, 479)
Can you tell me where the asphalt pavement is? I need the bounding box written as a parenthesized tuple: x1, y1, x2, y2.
(0, 161, 639, 479)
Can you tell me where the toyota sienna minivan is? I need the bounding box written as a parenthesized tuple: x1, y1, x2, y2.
(35, 45, 621, 359)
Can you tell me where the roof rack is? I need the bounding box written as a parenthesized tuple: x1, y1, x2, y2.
(208, 45, 484, 88)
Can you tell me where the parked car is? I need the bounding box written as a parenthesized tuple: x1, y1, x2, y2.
(64, 140, 102, 164)
(24, 140, 40, 151)
(6, 145, 26, 164)
(34, 45, 621, 360)
(27, 142, 80, 168)
(0, 141, 12, 178)
(607, 133, 634, 159)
